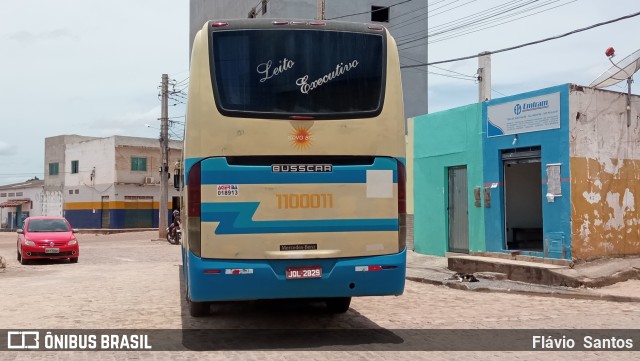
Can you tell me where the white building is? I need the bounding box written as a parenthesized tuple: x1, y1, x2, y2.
(44, 135, 182, 229)
(0, 179, 44, 229)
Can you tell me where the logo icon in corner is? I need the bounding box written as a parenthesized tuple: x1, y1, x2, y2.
(288, 124, 313, 150)
(7, 331, 40, 349)
(514, 104, 522, 115)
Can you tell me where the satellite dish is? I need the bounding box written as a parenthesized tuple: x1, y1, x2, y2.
(589, 47, 639, 127)
(590, 48, 640, 88)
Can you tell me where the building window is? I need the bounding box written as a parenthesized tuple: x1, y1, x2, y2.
(371, 6, 389, 22)
(69, 190, 73, 195)
(8, 193, 15, 197)
(131, 157, 147, 171)
(75, 189, 79, 194)
(16, 192, 23, 196)
(261, 0, 267, 15)
(49, 162, 59, 176)
(0, 193, 6, 197)
(71, 160, 79, 174)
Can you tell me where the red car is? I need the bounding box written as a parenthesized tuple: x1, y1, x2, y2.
(16, 216, 80, 265)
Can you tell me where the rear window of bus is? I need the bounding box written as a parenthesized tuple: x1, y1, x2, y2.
(209, 29, 385, 119)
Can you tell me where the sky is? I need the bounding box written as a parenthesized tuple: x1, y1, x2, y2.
(1, 0, 639, 185)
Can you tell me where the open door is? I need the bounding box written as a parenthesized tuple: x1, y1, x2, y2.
(503, 147, 543, 251)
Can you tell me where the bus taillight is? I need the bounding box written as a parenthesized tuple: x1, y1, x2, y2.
(397, 160, 407, 251)
(187, 161, 202, 256)
(397, 160, 406, 214)
(187, 162, 201, 217)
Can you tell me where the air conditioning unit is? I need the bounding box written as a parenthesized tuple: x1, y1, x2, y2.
(144, 176, 155, 184)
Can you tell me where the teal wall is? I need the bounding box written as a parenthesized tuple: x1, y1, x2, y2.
(413, 103, 485, 256)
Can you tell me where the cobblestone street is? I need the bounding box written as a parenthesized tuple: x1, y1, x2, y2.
(1, 231, 639, 360)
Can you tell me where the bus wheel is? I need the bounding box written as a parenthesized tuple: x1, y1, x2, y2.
(325, 297, 351, 313)
(189, 299, 209, 317)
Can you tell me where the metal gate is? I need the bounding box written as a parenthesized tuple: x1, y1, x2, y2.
(448, 166, 469, 253)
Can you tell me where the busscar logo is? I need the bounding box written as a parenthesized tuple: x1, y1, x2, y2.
(272, 164, 332, 172)
(7, 331, 40, 349)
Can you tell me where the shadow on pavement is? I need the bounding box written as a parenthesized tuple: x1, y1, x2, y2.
(177, 265, 404, 351)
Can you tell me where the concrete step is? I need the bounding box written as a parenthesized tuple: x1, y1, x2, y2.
(447, 254, 581, 287)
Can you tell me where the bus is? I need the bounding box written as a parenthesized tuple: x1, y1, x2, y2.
(182, 18, 406, 317)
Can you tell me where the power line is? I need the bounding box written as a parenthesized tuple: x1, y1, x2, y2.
(401, 54, 477, 83)
(394, 0, 534, 40)
(397, 0, 566, 47)
(492, 88, 508, 97)
(428, 0, 576, 44)
(401, 9, 640, 67)
(327, 0, 414, 20)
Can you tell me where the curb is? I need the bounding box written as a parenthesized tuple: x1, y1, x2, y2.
(405, 276, 640, 303)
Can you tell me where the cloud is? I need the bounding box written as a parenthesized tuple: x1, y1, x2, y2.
(0, 141, 16, 156)
(8, 28, 78, 43)
(89, 106, 164, 136)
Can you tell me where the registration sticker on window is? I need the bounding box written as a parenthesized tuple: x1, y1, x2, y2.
(217, 184, 239, 196)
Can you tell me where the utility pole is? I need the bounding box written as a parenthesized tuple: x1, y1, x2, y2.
(316, 0, 325, 20)
(159, 74, 169, 239)
(478, 51, 492, 102)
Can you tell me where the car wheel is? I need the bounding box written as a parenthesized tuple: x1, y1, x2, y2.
(70, 258, 79, 264)
(325, 297, 351, 313)
(17, 248, 21, 261)
(20, 250, 29, 265)
(189, 299, 209, 317)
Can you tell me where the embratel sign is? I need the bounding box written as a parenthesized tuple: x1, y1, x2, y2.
(487, 92, 560, 137)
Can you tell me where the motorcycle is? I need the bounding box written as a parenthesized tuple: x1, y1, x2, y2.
(167, 221, 181, 245)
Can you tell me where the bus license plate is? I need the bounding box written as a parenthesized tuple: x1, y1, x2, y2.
(45, 248, 60, 254)
(286, 266, 322, 280)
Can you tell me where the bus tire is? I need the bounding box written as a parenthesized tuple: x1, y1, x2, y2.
(189, 299, 209, 317)
(325, 297, 351, 313)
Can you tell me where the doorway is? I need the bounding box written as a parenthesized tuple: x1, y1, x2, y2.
(448, 166, 469, 253)
(101, 196, 110, 229)
(502, 147, 543, 251)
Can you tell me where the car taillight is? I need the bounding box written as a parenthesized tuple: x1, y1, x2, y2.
(187, 161, 202, 257)
(397, 160, 407, 251)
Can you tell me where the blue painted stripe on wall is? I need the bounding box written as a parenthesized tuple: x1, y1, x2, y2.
(64, 209, 172, 229)
(202, 202, 398, 234)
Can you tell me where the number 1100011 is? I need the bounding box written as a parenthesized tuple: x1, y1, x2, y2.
(275, 193, 333, 209)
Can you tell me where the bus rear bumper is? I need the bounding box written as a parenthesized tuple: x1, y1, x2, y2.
(186, 249, 406, 302)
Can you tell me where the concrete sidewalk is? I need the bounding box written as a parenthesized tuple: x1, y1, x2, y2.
(406, 250, 640, 302)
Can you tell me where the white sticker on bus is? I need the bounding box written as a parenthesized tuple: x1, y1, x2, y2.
(366, 170, 393, 198)
(217, 184, 239, 196)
